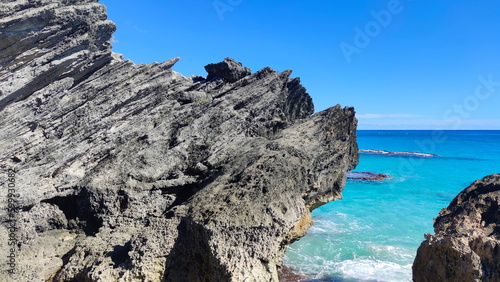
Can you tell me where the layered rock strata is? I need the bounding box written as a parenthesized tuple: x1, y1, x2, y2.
(0, 0, 358, 281)
(413, 174, 500, 282)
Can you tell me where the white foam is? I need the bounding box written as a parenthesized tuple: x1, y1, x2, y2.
(286, 212, 415, 281)
(310, 214, 367, 235)
(284, 250, 412, 282)
(367, 244, 414, 263)
(332, 259, 412, 282)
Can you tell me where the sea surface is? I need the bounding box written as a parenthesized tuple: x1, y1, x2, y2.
(284, 130, 500, 282)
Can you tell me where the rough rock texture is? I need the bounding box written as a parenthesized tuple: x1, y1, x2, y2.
(277, 266, 310, 282)
(0, 1, 358, 281)
(413, 174, 500, 282)
(205, 58, 252, 83)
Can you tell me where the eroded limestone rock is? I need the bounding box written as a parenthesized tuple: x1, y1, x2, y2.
(0, 1, 358, 281)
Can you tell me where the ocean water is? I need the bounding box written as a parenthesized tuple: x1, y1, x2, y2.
(284, 130, 500, 282)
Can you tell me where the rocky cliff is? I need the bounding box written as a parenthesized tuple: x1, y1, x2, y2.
(413, 174, 500, 282)
(0, 0, 358, 281)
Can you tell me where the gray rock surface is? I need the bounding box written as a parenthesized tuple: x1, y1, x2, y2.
(413, 174, 500, 282)
(0, 1, 358, 281)
(205, 57, 252, 83)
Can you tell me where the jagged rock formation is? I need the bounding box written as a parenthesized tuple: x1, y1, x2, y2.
(205, 58, 252, 83)
(413, 174, 500, 282)
(0, 1, 358, 281)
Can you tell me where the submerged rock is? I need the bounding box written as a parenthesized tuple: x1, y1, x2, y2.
(346, 171, 391, 181)
(0, 1, 358, 281)
(412, 174, 500, 282)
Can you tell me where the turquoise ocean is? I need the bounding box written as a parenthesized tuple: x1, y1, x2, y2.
(284, 130, 500, 282)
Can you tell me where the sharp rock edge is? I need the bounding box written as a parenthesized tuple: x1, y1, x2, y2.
(0, 1, 359, 281)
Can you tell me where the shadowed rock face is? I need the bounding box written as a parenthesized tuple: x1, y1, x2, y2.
(205, 58, 252, 83)
(0, 1, 358, 281)
(413, 174, 500, 282)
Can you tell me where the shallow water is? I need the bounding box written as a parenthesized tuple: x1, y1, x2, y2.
(284, 130, 500, 282)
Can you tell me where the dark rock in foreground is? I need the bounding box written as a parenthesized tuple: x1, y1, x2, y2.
(347, 171, 391, 181)
(278, 266, 311, 282)
(360, 149, 439, 158)
(412, 174, 500, 282)
(0, 0, 358, 281)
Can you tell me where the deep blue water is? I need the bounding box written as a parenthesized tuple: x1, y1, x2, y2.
(284, 130, 500, 282)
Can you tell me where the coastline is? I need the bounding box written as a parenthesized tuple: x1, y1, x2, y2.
(284, 130, 500, 281)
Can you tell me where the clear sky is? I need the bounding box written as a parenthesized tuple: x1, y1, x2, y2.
(100, 0, 500, 129)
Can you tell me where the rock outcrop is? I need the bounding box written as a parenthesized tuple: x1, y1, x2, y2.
(0, 0, 358, 281)
(205, 58, 252, 83)
(413, 174, 500, 282)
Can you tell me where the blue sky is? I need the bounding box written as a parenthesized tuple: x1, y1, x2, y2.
(100, 0, 500, 129)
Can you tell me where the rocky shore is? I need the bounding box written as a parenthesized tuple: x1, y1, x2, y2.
(277, 266, 311, 282)
(0, 1, 358, 281)
(413, 174, 500, 282)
